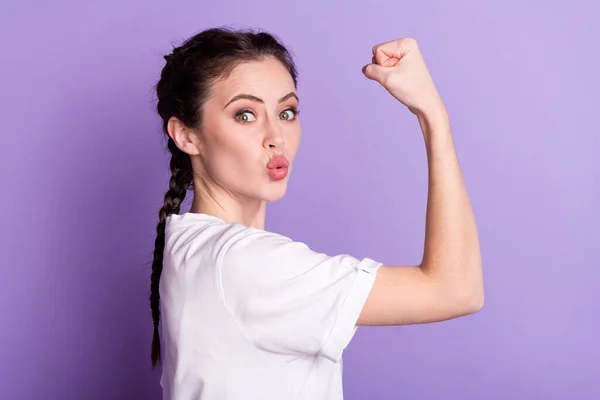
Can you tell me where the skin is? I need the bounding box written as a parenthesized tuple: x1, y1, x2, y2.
(169, 39, 484, 326)
(358, 38, 484, 325)
(168, 56, 301, 230)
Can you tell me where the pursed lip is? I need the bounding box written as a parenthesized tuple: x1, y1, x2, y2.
(267, 155, 289, 169)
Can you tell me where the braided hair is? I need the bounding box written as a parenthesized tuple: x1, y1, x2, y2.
(150, 27, 298, 368)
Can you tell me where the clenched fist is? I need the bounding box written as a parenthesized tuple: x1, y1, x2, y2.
(362, 38, 444, 117)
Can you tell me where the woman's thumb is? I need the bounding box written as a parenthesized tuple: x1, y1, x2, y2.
(362, 63, 387, 83)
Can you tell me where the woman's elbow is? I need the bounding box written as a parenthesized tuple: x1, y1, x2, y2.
(466, 293, 484, 314)
(455, 283, 485, 315)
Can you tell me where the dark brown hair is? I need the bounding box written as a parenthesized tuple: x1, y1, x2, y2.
(150, 27, 298, 368)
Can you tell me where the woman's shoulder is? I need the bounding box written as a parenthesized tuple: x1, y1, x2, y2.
(166, 212, 291, 241)
(164, 212, 300, 262)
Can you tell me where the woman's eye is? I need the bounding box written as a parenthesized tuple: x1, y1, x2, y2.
(235, 111, 256, 123)
(279, 109, 297, 121)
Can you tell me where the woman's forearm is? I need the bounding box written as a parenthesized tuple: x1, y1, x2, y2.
(418, 105, 484, 309)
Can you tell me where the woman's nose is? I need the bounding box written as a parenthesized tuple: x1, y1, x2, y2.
(263, 124, 285, 149)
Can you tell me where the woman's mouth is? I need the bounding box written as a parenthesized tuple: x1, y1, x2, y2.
(267, 155, 289, 181)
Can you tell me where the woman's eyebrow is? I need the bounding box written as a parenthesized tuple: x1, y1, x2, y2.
(223, 92, 299, 109)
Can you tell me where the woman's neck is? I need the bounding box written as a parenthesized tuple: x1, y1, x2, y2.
(190, 188, 267, 230)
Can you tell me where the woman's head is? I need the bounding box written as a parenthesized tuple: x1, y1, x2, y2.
(150, 27, 300, 367)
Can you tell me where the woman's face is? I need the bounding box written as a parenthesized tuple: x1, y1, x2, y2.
(197, 56, 301, 203)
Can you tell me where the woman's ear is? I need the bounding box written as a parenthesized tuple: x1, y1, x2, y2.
(166, 116, 202, 156)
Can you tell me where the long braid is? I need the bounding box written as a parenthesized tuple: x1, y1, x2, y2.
(150, 138, 192, 367)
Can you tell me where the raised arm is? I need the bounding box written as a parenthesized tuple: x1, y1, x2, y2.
(358, 38, 484, 326)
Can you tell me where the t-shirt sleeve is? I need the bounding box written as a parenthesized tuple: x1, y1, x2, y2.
(218, 227, 382, 363)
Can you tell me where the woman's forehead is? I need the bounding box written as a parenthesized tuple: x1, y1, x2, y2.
(210, 59, 296, 103)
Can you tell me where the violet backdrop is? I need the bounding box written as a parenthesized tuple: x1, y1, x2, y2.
(1, 0, 598, 399)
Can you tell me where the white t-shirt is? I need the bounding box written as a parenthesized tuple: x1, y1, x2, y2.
(159, 212, 382, 400)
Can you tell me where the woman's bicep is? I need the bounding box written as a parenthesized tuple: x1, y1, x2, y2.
(357, 265, 480, 326)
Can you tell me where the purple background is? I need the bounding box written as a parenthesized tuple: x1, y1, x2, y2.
(1, 1, 599, 399)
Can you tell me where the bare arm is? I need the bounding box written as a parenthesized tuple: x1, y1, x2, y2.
(358, 105, 484, 326)
(358, 38, 483, 326)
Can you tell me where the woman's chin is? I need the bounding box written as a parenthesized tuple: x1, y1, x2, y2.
(263, 182, 289, 202)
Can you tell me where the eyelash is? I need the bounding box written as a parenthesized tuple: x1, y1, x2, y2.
(235, 107, 300, 123)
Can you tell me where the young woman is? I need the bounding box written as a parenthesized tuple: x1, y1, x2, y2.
(150, 27, 483, 399)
